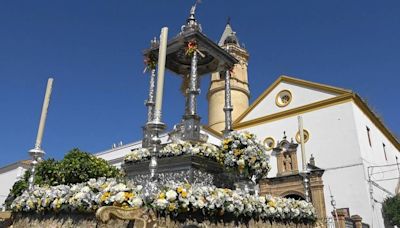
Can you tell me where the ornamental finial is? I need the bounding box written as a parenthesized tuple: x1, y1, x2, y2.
(181, 0, 202, 32)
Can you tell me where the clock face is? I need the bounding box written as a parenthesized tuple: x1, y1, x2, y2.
(276, 90, 292, 107)
(263, 137, 275, 151)
(296, 129, 310, 143)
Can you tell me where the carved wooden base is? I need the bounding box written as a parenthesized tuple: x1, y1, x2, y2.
(96, 206, 157, 228)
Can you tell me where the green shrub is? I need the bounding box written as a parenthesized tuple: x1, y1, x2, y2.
(382, 194, 400, 226)
(61, 148, 122, 184)
(5, 148, 123, 208)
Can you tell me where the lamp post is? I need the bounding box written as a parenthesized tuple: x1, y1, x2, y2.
(28, 78, 54, 190)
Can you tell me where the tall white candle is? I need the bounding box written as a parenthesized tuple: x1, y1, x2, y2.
(34, 78, 54, 149)
(154, 27, 168, 120)
(298, 116, 307, 171)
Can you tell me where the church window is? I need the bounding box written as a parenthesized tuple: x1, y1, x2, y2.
(263, 137, 275, 151)
(383, 143, 387, 161)
(366, 126, 372, 147)
(219, 71, 226, 80)
(296, 129, 310, 143)
(275, 90, 292, 107)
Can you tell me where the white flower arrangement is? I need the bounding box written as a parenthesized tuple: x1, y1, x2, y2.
(124, 141, 221, 163)
(10, 178, 143, 213)
(124, 131, 270, 182)
(124, 148, 151, 163)
(10, 179, 316, 223)
(221, 131, 271, 181)
(153, 182, 316, 222)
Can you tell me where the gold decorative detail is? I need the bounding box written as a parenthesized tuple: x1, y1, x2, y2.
(233, 94, 353, 129)
(263, 137, 275, 151)
(96, 206, 157, 228)
(0, 211, 12, 220)
(296, 129, 310, 143)
(234, 75, 351, 124)
(275, 90, 292, 107)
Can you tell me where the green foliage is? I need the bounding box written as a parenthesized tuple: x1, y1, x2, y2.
(35, 159, 63, 186)
(61, 148, 122, 184)
(382, 194, 400, 226)
(6, 148, 122, 208)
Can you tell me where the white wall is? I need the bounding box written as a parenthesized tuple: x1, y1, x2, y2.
(241, 101, 374, 221)
(0, 165, 26, 209)
(351, 102, 400, 228)
(95, 141, 142, 168)
(243, 81, 338, 122)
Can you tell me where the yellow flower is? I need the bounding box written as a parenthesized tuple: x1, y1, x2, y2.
(158, 192, 166, 199)
(177, 187, 183, 193)
(268, 201, 276, 208)
(223, 138, 232, 145)
(125, 192, 134, 200)
(234, 149, 242, 156)
(101, 192, 111, 202)
(168, 203, 177, 211)
(181, 190, 188, 198)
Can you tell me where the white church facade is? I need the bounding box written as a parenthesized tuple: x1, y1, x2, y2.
(232, 75, 400, 227)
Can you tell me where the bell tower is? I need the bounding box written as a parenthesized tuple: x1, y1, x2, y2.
(207, 21, 250, 132)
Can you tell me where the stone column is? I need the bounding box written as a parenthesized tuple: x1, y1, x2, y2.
(332, 210, 346, 228)
(351, 215, 363, 228)
(310, 176, 326, 222)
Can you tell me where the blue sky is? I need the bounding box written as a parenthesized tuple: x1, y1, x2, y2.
(0, 0, 399, 167)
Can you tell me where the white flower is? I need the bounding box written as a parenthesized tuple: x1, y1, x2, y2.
(166, 190, 177, 201)
(155, 198, 168, 209)
(114, 192, 126, 203)
(130, 197, 143, 207)
(81, 186, 90, 193)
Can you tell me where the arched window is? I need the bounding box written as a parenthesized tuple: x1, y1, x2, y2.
(283, 193, 305, 201)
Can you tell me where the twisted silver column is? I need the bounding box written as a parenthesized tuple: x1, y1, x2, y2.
(146, 68, 156, 122)
(182, 50, 201, 141)
(187, 51, 199, 115)
(301, 171, 311, 202)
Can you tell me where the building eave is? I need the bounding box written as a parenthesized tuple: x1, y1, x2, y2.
(234, 75, 353, 124)
(0, 160, 30, 173)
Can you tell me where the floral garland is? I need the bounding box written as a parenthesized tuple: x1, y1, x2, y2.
(154, 182, 316, 222)
(143, 53, 157, 73)
(185, 40, 198, 57)
(124, 141, 221, 163)
(221, 131, 271, 181)
(10, 178, 143, 213)
(10, 179, 316, 223)
(124, 148, 151, 163)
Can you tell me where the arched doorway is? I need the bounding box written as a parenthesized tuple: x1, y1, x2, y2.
(284, 193, 305, 201)
(281, 191, 306, 201)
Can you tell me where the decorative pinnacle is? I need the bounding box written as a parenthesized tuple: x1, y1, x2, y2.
(181, 1, 202, 32)
(151, 37, 158, 47)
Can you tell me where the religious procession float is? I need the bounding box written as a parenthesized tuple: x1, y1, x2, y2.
(3, 3, 319, 228)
